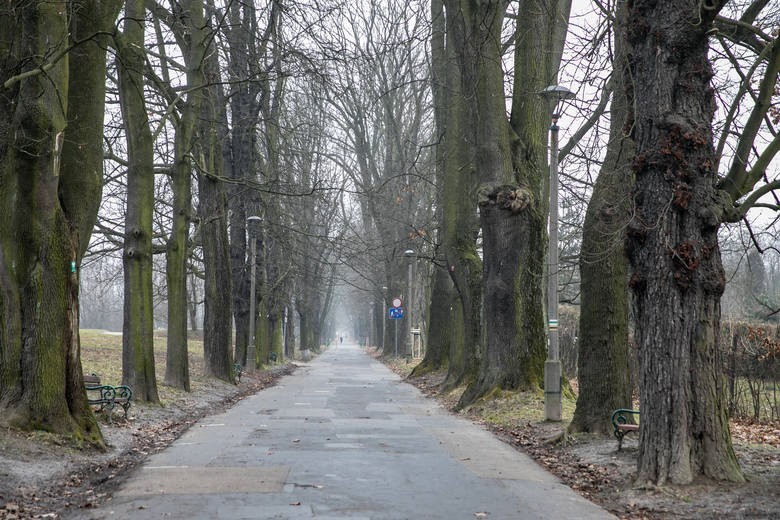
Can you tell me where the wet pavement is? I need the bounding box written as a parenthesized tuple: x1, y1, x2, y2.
(73, 344, 613, 519)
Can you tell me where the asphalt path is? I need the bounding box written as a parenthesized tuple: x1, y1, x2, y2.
(74, 344, 613, 519)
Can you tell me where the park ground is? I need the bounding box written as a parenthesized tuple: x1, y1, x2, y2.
(0, 335, 778, 519)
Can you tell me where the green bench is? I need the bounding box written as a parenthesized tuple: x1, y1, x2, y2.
(84, 374, 133, 423)
(611, 408, 640, 450)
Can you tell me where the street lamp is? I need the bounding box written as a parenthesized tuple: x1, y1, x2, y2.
(404, 249, 416, 357)
(247, 215, 263, 371)
(538, 84, 574, 421)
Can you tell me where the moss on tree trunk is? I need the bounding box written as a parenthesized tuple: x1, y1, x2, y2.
(0, 0, 120, 444)
(570, 2, 633, 435)
(445, 0, 569, 407)
(118, 0, 159, 404)
(164, 0, 207, 391)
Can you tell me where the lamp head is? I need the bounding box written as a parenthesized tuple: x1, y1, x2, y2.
(246, 215, 263, 236)
(538, 84, 575, 102)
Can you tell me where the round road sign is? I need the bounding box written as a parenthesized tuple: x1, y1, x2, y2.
(392, 297, 402, 308)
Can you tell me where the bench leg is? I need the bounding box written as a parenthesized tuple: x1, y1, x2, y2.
(615, 429, 627, 451)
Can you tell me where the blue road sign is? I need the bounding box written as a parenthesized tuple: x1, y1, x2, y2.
(389, 307, 404, 320)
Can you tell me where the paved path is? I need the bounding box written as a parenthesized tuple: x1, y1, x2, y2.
(76, 344, 613, 519)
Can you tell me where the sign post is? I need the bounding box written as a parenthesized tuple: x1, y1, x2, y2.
(389, 297, 403, 357)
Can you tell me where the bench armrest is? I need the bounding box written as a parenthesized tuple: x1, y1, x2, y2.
(611, 409, 640, 432)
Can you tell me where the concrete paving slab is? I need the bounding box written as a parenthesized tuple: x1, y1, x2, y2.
(116, 466, 290, 496)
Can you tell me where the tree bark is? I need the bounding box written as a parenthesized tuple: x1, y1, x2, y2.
(411, 0, 450, 378)
(118, 0, 160, 403)
(163, 0, 207, 391)
(450, 0, 571, 407)
(0, 0, 119, 443)
(197, 10, 235, 383)
(412, 263, 454, 377)
(435, 0, 482, 393)
(625, 0, 743, 485)
(570, 3, 633, 434)
(225, 1, 262, 367)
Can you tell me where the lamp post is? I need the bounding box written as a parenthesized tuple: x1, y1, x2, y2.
(404, 249, 416, 357)
(382, 286, 387, 352)
(538, 84, 574, 421)
(368, 305, 373, 348)
(246, 215, 262, 371)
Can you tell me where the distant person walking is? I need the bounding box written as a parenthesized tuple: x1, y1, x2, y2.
(339, 336, 343, 345)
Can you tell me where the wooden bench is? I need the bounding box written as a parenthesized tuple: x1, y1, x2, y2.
(611, 408, 640, 450)
(84, 374, 133, 423)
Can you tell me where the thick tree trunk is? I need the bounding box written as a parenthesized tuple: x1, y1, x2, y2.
(0, 1, 118, 443)
(118, 0, 159, 404)
(411, 264, 453, 377)
(62, 0, 122, 260)
(449, 0, 570, 407)
(625, 0, 742, 485)
(61, 0, 122, 441)
(225, 2, 262, 367)
(198, 159, 234, 382)
(437, 0, 481, 393)
(570, 3, 633, 434)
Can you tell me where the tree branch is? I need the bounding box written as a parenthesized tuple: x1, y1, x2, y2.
(719, 36, 780, 200)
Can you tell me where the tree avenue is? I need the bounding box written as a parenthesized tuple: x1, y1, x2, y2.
(0, 0, 777, 495)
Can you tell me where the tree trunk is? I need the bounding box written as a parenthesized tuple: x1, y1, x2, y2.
(411, 0, 450, 378)
(284, 303, 295, 358)
(165, 0, 205, 392)
(449, 0, 570, 407)
(570, 3, 633, 434)
(118, 0, 159, 404)
(0, 1, 118, 444)
(198, 13, 235, 383)
(61, 0, 122, 440)
(436, 0, 482, 393)
(411, 264, 453, 377)
(625, 0, 743, 485)
(164, 0, 207, 391)
(225, 1, 262, 368)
